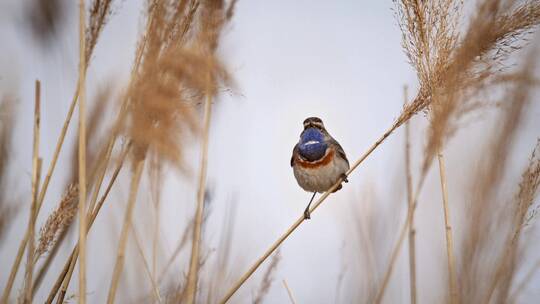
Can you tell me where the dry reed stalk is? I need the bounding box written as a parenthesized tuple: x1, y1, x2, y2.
(373, 176, 426, 304)
(86, 128, 114, 216)
(404, 85, 417, 304)
(158, 219, 194, 284)
(49, 1, 156, 297)
(131, 224, 162, 303)
(1, 2, 114, 301)
(116, 1, 234, 302)
(32, 85, 113, 299)
(206, 202, 238, 303)
(77, 1, 88, 303)
(45, 143, 130, 304)
(0, 86, 79, 304)
(221, 1, 540, 301)
(253, 251, 281, 304)
(437, 150, 457, 303)
(458, 43, 538, 303)
(46, 3, 145, 300)
(282, 280, 297, 304)
(23, 80, 42, 303)
(483, 137, 540, 304)
(376, 2, 540, 303)
(106, 159, 145, 304)
(57, 249, 78, 304)
(347, 191, 380, 302)
(185, 82, 213, 304)
(148, 153, 163, 282)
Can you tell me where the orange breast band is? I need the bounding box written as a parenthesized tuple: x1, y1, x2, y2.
(296, 149, 335, 169)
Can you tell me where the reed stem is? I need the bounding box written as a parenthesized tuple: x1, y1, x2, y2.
(282, 280, 297, 304)
(374, 172, 427, 304)
(185, 78, 214, 303)
(437, 151, 458, 304)
(45, 143, 130, 304)
(23, 80, 42, 304)
(404, 86, 417, 304)
(132, 225, 162, 303)
(107, 158, 145, 304)
(77, 1, 88, 303)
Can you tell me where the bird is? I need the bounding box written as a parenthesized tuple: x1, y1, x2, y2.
(291, 117, 350, 219)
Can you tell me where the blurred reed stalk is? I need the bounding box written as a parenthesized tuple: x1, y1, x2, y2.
(131, 224, 162, 303)
(77, 0, 88, 303)
(221, 0, 540, 302)
(106, 159, 145, 303)
(404, 85, 417, 304)
(47, 2, 149, 301)
(377, 0, 540, 302)
(282, 280, 297, 304)
(374, 175, 426, 304)
(23, 80, 42, 303)
(1, 1, 113, 301)
(437, 150, 457, 303)
(253, 251, 281, 304)
(185, 88, 213, 303)
(44, 142, 130, 304)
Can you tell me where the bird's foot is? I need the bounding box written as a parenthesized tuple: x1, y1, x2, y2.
(303, 209, 311, 220)
(341, 173, 349, 183)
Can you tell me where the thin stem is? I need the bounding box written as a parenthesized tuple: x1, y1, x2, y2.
(437, 151, 457, 304)
(57, 249, 78, 304)
(1, 71, 81, 304)
(219, 124, 398, 303)
(374, 173, 427, 304)
(23, 80, 42, 303)
(107, 158, 145, 304)
(45, 143, 131, 304)
(404, 86, 417, 304)
(131, 225, 162, 303)
(9, 5, 150, 302)
(282, 280, 297, 304)
(32, 227, 68, 298)
(77, 1, 88, 303)
(45, 247, 75, 304)
(157, 220, 193, 284)
(185, 84, 214, 302)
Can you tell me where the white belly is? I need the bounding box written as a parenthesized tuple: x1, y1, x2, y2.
(293, 155, 349, 193)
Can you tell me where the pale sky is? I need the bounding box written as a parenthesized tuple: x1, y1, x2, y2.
(1, 1, 539, 303)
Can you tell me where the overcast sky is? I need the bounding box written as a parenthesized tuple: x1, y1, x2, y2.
(1, 1, 539, 303)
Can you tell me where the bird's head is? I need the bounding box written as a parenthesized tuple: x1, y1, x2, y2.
(303, 117, 326, 132)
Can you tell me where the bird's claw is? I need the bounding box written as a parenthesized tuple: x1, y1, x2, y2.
(303, 209, 311, 220)
(341, 173, 349, 183)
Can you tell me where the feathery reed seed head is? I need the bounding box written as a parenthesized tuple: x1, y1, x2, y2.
(35, 184, 79, 261)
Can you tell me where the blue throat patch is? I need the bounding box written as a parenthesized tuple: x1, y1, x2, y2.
(298, 128, 328, 161)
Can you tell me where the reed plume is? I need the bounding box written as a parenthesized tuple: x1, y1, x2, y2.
(253, 250, 281, 304)
(34, 185, 78, 262)
(107, 1, 233, 302)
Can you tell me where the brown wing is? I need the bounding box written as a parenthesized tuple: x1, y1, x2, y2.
(329, 138, 349, 166)
(291, 144, 299, 167)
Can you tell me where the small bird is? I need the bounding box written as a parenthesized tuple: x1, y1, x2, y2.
(291, 117, 349, 219)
